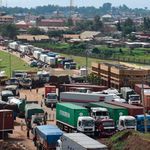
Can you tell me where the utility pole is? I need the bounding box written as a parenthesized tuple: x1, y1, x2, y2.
(141, 77, 147, 133)
(9, 52, 11, 77)
(85, 50, 88, 82)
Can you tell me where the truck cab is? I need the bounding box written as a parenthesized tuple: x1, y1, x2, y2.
(45, 93, 58, 106)
(95, 118, 116, 137)
(77, 116, 95, 136)
(135, 115, 150, 132)
(90, 107, 109, 120)
(128, 94, 140, 105)
(118, 116, 136, 131)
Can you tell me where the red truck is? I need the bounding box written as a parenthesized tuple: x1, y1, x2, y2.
(106, 101, 144, 116)
(143, 89, 150, 111)
(134, 84, 150, 97)
(0, 109, 14, 139)
(44, 85, 57, 106)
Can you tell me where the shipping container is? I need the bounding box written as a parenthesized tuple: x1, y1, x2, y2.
(40, 54, 47, 63)
(134, 84, 150, 97)
(106, 101, 143, 116)
(0, 109, 14, 138)
(89, 102, 128, 124)
(33, 51, 41, 60)
(60, 133, 108, 150)
(46, 56, 56, 66)
(143, 89, 150, 111)
(56, 103, 89, 128)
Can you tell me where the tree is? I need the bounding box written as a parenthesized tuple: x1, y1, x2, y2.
(0, 24, 18, 39)
(27, 27, 45, 35)
(92, 15, 103, 31)
(122, 18, 135, 36)
(143, 17, 150, 31)
(102, 3, 112, 13)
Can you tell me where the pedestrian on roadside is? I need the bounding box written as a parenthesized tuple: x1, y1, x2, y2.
(41, 101, 43, 107)
(20, 120, 24, 130)
(27, 128, 30, 139)
(42, 94, 44, 99)
(51, 103, 54, 111)
(36, 88, 38, 93)
(30, 86, 32, 92)
(25, 95, 27, 100)
(44, 111, 48, 121)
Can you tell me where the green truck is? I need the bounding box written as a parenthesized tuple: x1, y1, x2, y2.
(89, 102, 128, 124)
(8, 97, 26, 117)
(56, 103, 95, 135)
(25, 103, 44, 129)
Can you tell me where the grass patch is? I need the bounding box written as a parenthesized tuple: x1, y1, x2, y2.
(0, 51, 36, 77)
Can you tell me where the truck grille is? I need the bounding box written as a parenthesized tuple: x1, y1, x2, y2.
(84, 128, 93, 132)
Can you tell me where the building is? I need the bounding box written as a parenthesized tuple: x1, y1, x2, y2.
(0, 15, 14, 24)
(92, 62, 150, 89)
(37, 18, 65, 27)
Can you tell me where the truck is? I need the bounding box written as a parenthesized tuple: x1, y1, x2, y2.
(135, 115, 150, 132)
(33, 50, 41, 60)
(44, 85, 57, 106)
(89, 107, 116, 137)
(89, 102, 128, 125)
(25, 103, 44, 129)
(8, 42, 18, 51)
(46, 56, 56, 66)
(60, 92, 114, 106)
(0, 109, 14, 139)
(120, 87, 140, 105)
(19, 77, 32, 88)
(143, 89, 150, 111)
(7, 97, 26, 117)
(4, 85, 19, 96)
(117, 116, 136, 131)
(106, 101, 144, 116)
(1, 90, 14, 102)
(18, 45, 29, 53)
(57, 133, 108, 150)
(56, 103, 95, 136)
(33, 125, 63, 150)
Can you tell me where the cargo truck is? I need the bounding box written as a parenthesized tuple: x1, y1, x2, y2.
(25, 103, 44, 129)
(33, 125, 63, 150)
(44, 85, 57, 106)
(4, 85, 19, 96)
(56, 103, 95, 136)
(1, 90, 14, 102)
(135, 115, 150, 132)
(106, 101, 143, 116)
(89, 102, 128, 125)
(8, 97, 26, 117)
(57, 133, 108, 150)
(117, 116, 136, 131)
(60, 92, 114, 106)
(120, 87, 140, 105)
(0, 109, 14, 139)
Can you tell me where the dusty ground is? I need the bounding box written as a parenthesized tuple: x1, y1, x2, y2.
(3, 87, 56, 150)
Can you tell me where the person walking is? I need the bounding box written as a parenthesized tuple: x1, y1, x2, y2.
(51, 103, 54, 111)
(27, 128, 30, 139)
(41, 101, 43, 107)
(36, 88, 38, 93)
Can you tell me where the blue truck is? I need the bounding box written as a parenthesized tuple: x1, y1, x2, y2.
(135, 115, 150, 132)
(33, 125, 63, 150)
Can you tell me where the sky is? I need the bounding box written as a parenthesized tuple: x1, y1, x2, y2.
(3, 0, 150, 9)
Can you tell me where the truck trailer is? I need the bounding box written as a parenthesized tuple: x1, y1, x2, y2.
(56, 103, 95, 136)
(106, 101, 143, 116)
(0, 109, 14, 139)
(33, 125, 63, 150)
(58, 133, 108, 150)
(60, 92, 114, 106)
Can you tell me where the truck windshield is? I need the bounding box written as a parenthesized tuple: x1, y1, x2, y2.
(102, 121, 114, 127)
(130, 96, 140, 101)
(96, 111, 108, 117)
(125, 120, 136, 126)
(138, 120, 150, 126)
(82, 120, 94, 127)
(47, 94, 57, 99)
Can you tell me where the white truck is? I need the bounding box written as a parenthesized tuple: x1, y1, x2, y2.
(46, 56, 56, 66)
(18, 45, 29, 53)
(57, 133, 108, 150)
(120, 87, 140, 105)
(33, 51, 41, 60)
(40, 54, 47, 63)
(8, 42, 18, 51)
(117, 116, 136, 131)
(60, 92, 114, 106)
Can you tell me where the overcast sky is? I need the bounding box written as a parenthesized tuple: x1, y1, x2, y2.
(4, 0, 150, 9)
